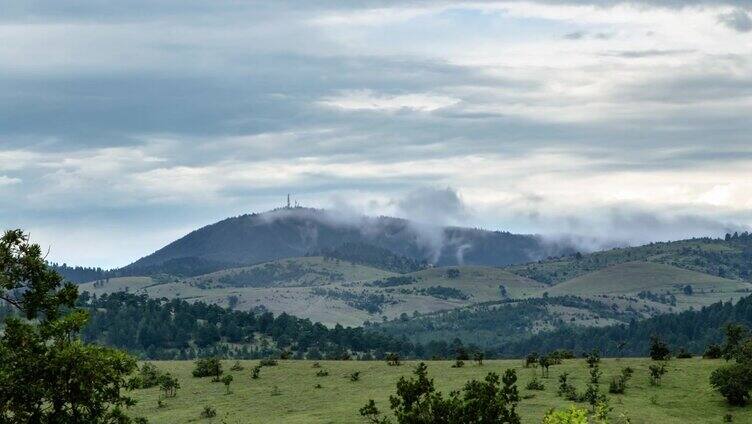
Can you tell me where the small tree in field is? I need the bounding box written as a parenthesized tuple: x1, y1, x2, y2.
(474, 351, 485, 366)
(649, 363, 667, 385)
(386, 353, 402, 366)
(650, 336, 671, 361)
(539, 355, 551, 378)
(711, 327, 752, 405)
(193, 357, 223, 380)
(159, 373, 180, 398)
(222, 374, 234, 394)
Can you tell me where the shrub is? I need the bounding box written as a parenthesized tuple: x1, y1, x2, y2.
(557, 373, 578, 401)
(525, 352, 539, 368)
(158, 373, 180, 398)
(650, 336, 671, 361)
(704, 344, 723, 359)
(350, 371, 361, 382)
(251, 365, 261, 379)
(259, 358, 278, 367)
(586, 350, 600, 368)
(386, 353, 401, 366)
(648, 363, 667, 385)
(526, 377, 545, 391)
(221, 374, 233, 394)
(710, 364, 752, 406)
(192, 357, 223, 380)
(474, 351, 485, 366)
(609, 367, 633, 394)
(129, 362, 163, 389)
(312, 362, 321, 368)
(316, 369, 329, 377)
(675, 348, 692, 359)
(200, 406, 217, 418)
(230, 361, 244, 371)
(451, 359, 465, 368)
(543, 406, 588, 424)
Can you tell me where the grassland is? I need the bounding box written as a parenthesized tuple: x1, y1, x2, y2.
(128, 358, 749, 423)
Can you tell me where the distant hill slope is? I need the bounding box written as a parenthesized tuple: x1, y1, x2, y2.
(506, 233, 752, 284)
(547, 261, 744, 296)
(79, 258, 545, 327)
(123, 208, 573, 274)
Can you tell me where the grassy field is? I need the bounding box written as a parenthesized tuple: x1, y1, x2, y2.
(128, 358, 750, 423)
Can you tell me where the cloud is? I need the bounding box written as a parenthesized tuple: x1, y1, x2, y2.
(718, 8, 752, 32)
(2, 0, 752, 266)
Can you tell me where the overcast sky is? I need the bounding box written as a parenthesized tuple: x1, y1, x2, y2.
(1, 0, 751, 267)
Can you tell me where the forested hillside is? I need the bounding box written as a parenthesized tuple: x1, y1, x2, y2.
(497, 293, 752, 357)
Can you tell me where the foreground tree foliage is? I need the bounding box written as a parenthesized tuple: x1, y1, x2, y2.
(360, 362, 520, 424)
(0, 230, 141, 423)
(710, 324, 752, 405)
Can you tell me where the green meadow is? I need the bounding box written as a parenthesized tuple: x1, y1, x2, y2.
(129, 358, 750, 423)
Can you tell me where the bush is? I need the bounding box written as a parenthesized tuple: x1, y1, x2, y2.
(704, 344, 723, 359)
(525, 352, 539, 368)
(259, 358, 278, 367)
(451, 359, 465, 368)
(650, 336, 671, 361)
(557, 373, 578, 401)
(312, 362, 321, 368)
(586, 350, 600, 368)
(316, 369, 329, 377)
(230, 361, 244, 371)
(609, 367, 633, 394)
(710, 364, 752, 406)
(192, 358, 223, 380)
(221, 374, 233, 394)
(158, 373, 180, 398)
(648, 363, 667, 385)
(128, 363, 163, 389)
(251, 365, 261, 379)
(350, 371, 361, 382)
(676, 348, 692, 359)
(543, 406, 588, 424)
(200, 406, 217, 418)
(526, 377, 545, 390)
(386, 353, 402, 366)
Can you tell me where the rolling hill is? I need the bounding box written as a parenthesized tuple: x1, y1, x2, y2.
(122, 207, 574, 274)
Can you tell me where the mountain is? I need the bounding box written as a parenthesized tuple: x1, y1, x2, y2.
(123, 207, 574, 274)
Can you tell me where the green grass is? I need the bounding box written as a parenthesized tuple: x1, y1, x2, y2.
(128, 358, 750, 423)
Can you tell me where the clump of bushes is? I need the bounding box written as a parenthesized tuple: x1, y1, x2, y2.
(201, 406, 217, 418)
(650, 336, 671, 361)
(557, 373, 578, 401)
(526, 377, 545, 391)
(609, 367, 633, 394)
(128, 363, 163, 389)
(648, 363, 667, 386)
(251, 365, 261, 379)
(259, 358, 278, 367)
(386, 353, 402, 366)
(192, 357, 223, 380)
(451, 359, 465, 368)
(704, 344, 723, 359)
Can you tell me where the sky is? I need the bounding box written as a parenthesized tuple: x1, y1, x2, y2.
(1, 0, 751, 268)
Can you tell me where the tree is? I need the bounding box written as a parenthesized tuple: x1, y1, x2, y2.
(159, 373, 180, 398)
(192, 357, 223, 380)
(711, 327, 752, 405)
(648, 363, 667, 385)
(0, 229, 140, 423)
(222, 374, 234, 394)
(474, 351, 485, 366)
(722, 324, 749, 360)
(539, 355, 551, 378)
(650, 336, 671, 361)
